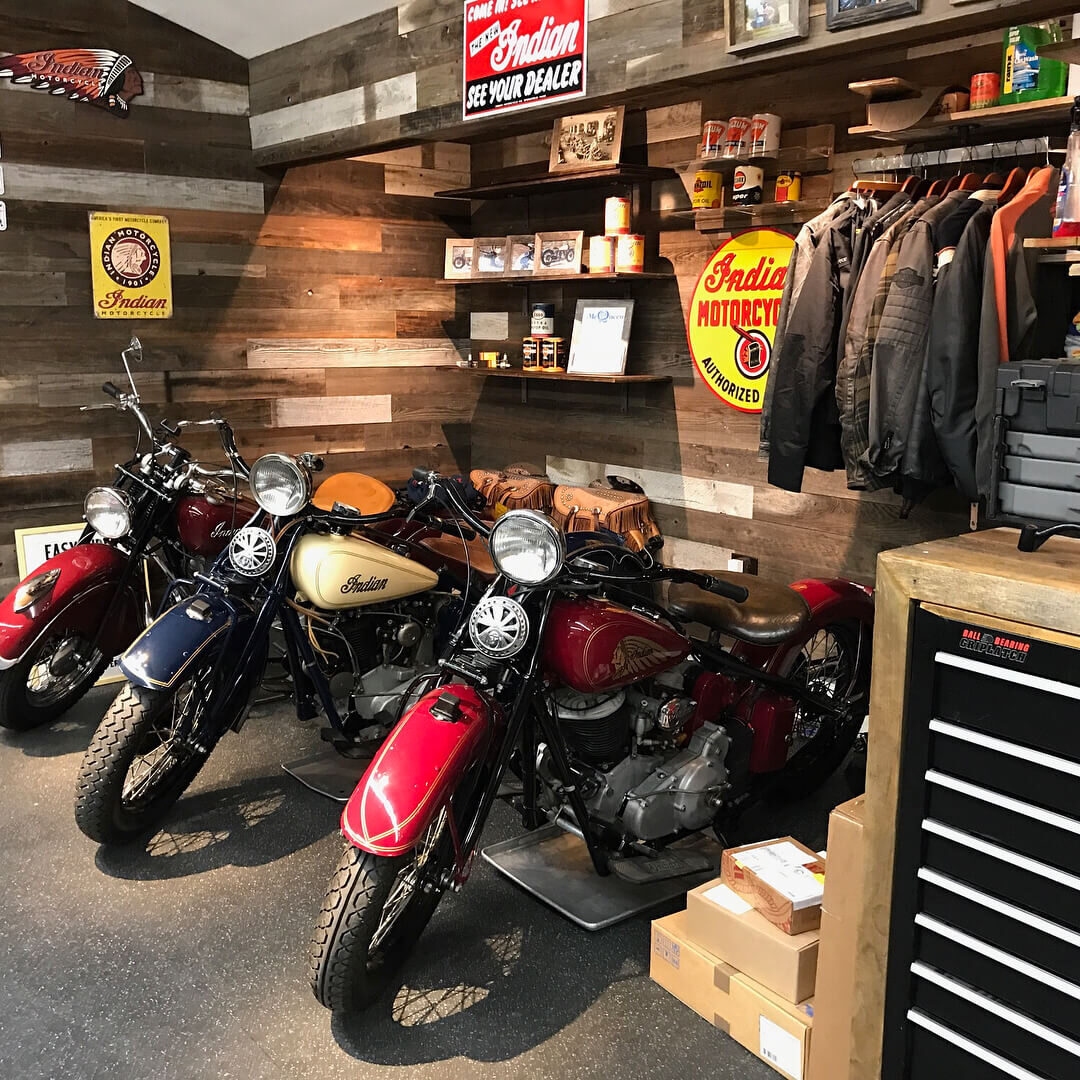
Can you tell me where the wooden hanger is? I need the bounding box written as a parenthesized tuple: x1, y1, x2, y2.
(850, 179, 902, 195)
(910, 177, 932, 199)
(982, 172, 1004, 189)
(998, 166, 1027, 205)
(901, 175, 922, 194)
(1027, 166, 1042, 182)
(958, 172, 984, 191)
(927, 178, 947, 197)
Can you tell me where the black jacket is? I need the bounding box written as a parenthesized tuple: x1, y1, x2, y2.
(767, 202, 857, 492)
(925, 200, 995, 500)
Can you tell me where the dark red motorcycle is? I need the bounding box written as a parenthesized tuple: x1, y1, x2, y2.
(308, 470, 873, 1012)
(0, 337, 252, 730)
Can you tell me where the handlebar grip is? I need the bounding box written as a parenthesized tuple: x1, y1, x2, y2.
(412, 467, 434, 483)
(703, 574, 749, 603)
(312, 455, 324, 472)
(102, 381, 120, 400)
(1018, 525, 1039, 553)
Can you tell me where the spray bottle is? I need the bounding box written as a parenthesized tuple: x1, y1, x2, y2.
(1053, 95, 1080, 238)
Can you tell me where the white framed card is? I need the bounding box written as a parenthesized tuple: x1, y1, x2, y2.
(568, 299, 634, 375)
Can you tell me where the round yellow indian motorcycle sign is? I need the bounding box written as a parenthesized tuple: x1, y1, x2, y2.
(686, 228, 794, 412)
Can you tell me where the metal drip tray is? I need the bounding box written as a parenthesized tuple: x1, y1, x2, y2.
(482, 824, 722, 930)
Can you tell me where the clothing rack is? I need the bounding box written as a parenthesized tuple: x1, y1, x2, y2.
(852, 136, 1062, 176)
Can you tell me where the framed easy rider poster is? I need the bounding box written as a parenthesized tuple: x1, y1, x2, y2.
(463, 0, 587, 121)
(89, 211, 173, 319)
(686, 228, 794, 413)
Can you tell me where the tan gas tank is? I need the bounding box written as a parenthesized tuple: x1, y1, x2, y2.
(291, 532, 438, 611)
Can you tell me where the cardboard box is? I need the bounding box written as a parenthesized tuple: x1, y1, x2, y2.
(650, 911, 737, 1024)
(651, 911, 814, 1080)
(807, 797, 866, 1080)
(686, 878, 819, 1003)
(721, 837, 826, 935)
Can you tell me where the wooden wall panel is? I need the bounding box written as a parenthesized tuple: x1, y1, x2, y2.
(246, 0, 1066, 165)
(0, 2, 475, 593)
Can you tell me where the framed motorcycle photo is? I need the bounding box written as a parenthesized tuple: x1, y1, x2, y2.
(506, 234, 537, 275)
(444, 238, 474, 279)
(549, 106, 624, 174)
(471, 236, 507, 275)
(534, 230, 584, 275)
(727, 0, 809, 52)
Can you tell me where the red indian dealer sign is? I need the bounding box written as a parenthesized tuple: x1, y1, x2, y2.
(686, 228, 794, 413)
(463, 0, 587, 120)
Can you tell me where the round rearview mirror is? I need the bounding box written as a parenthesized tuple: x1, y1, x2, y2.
(128, 336, 143, 362)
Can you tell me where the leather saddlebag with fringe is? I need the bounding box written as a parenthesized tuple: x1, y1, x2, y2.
(551, 485, 662, 551)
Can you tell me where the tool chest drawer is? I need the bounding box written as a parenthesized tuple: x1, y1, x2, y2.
(1005, 429, 1080, 462)
(882, 606, 1080, 1080)
(1003, 454, 1080, 490)
(998, 481, 1080, 523)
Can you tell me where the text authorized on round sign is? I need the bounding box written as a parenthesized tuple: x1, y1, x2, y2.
(686, 228, 794, 413)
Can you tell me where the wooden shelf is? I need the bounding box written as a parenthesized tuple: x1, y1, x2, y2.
(669, 200, 831, 232)
(849, 95, 1074, 142)
(442, 270, 675, 284)
(1037, 39, 1080, 65)
(675, 144, 832, 175)
(460, 366, 671, 409)
(435, 165, 676, 200)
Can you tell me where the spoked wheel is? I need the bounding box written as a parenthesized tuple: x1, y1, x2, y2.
(774, 620, 870, 797)
(0, 632, 109, 731)
(310, 809, 454, 1012)
(74, 667, 222, 845)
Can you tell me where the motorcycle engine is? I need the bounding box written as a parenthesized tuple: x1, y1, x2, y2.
(553, 672, 731, 843)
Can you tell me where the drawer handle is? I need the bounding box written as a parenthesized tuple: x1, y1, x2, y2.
(925, 769, 1080, 836)
(930, 719, 1080, 777)
(907, 1010, 1052, 1080)
(936, 651, 1080, 703)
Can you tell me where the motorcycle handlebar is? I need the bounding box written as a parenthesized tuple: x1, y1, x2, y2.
(102, 380, 121, 400)
(412, 467, 433, 483)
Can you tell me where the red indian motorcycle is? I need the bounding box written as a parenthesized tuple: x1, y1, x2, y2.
(0, 337, 252, 730)
(308, 470, 873, 1012)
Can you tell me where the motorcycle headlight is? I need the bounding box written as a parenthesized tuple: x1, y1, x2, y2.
(85, 487, 131, 539)
(489, 510, 564, 586)
(249, 454, 310, 516)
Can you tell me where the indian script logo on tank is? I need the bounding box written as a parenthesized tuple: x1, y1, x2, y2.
(0, 49, 143, 116)
(88, 212, 173, 319)
(463, 0, 587, 120)
(686, 228, 794, 413)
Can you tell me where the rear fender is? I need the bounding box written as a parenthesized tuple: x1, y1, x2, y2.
(342, 684, 493, 857)
(120, 590, 243, 692)
(0, 543, 142, 669)
(730, 578, 873, 773)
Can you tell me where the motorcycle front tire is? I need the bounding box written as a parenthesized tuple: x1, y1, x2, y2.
(0, 634, 109, 731)
(309, 842, 447, 1012)
(74, 682, 220, 845)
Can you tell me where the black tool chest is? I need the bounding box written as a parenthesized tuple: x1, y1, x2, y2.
(881, 605, 1080, 1080)
(991, 360, 1080, 525)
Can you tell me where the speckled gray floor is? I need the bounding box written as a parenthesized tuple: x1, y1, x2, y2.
(0, 686, 852, 1080)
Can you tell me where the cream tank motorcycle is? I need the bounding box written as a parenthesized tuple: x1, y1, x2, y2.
(74, 453, 492, 844)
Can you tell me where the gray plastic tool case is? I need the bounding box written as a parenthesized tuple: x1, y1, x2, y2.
(990, 360, 1080, 525)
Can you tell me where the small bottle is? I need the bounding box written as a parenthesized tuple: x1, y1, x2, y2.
(1053, 96, 1080, 238)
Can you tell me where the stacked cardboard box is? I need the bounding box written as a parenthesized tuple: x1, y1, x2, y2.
(806, 797, 865, 1080)
(650, 836, 827, 1080)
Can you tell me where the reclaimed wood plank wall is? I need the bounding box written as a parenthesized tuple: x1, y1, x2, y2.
(246, 0, 1067, 165)
(465, 86, 977, 586)
(0, 2, 475, 592)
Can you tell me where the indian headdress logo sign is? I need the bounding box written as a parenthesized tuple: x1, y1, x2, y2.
(89, 213, 173, 319)
(686, 229, 794, 413)
(0, 49, 143, 116)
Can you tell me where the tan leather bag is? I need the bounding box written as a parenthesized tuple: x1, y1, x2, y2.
(469, 469, 554, 513)
(551, 485, 662, 551)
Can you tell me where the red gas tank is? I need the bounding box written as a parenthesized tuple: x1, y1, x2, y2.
(174, 494, 256, 558)
(543, 596, 690, 693)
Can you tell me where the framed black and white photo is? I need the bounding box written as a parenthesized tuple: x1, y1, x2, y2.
(471, 236, 507, 275)
(826, 0, 919, 31)
(444, 238, 473, 279)
(534, 230, 584, 276)
(727, 0, 808, 52)
(549, 107, 624, 174)
(568, 299, 634, 376)
(506, 234, 536, 275)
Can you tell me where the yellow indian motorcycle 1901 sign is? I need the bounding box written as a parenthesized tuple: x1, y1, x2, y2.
(89, 211, 172, 319)
(686, 228, 794, 413)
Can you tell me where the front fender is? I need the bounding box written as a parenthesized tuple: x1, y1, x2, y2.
(0, 542, 141, 668)
(120, 591, 237, 691)
(342, 684, 492, 857)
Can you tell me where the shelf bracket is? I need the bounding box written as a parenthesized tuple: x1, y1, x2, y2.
(521, 379, 528, 405)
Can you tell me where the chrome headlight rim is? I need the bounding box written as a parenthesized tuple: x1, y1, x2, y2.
(249, 453, 311, 517)
(488, 509, 565, 587)
(84, 486, 132, 540)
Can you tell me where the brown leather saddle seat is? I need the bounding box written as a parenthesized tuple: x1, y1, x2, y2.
(666, 569, 811, 646)
(418, 532, 496, 579)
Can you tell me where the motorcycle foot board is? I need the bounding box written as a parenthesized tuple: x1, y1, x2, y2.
(281, 749, 371, 802)
(481, 825, 721, 930)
